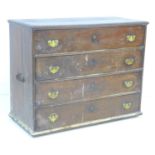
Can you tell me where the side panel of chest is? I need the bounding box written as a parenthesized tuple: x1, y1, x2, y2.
(9, 23, 34, 131)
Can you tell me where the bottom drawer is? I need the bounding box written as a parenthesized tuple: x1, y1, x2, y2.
(35, 93, 141, 132)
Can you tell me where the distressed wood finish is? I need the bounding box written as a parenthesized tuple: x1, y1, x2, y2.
(9, 17, 148, 136)
(33, 26, 145, 54)
(36, 47, 144, 81)
(35, 93, 141, 131)
(36, 72, 142, 106)
(9, 23, 34, 130)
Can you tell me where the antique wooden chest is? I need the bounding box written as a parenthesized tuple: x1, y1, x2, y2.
(9, 17, 148, 136)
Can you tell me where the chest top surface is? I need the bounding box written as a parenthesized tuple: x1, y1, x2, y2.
(8, 17, 148, 29)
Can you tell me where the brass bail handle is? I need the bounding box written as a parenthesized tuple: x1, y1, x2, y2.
(49, 65, 60, 74)
(124, 80, 134, 88)
(123, 102, 132, 110)
(48, 113, 59, 123)
(48, 39, 59, 48)
(125, 57, 135, 66)
(126, 34, 136, 42)
(48, 90, 59, 99)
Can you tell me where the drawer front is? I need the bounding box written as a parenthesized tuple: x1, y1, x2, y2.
(33, 26, 145, 54)
(35, 93, 141, 131)
(36, 48, 143, 81)
(35, 72, 142, 106)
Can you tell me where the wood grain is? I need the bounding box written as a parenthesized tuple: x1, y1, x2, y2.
(35, 93, 141, 131)
(35, 47, 144, 81)
(35, 72, 142, 106)
(33, 26, 145, 54)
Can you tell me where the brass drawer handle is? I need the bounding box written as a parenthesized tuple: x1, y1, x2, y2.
(49, 65, 60, 74)
(126, 34, 136, 42)
(48, 91, 59, 99)
(123, 102, 132, 110)
(48, 113, 59, 123)
(124, 80, 134, 88)
(124, 57, 135, 65)
(48, 39, 59, 48)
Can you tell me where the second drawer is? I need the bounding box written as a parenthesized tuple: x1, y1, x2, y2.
(35, 71, 142, 106)
(35, 47, 144, 81)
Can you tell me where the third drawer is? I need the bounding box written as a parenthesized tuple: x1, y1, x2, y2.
(35, 71, 142, 106)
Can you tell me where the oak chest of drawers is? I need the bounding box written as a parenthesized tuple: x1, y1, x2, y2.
(9, 17, 148, 136)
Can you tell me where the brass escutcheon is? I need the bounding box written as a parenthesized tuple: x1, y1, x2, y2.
(124, 80, 134, 88)
(49, 65, 60, 74)
(125, 57, 135, 65)
(48, 91, 59, 99)
(126, 34, 136, 42)
(87, 105, 96, 113)
(48, 39, 59, 48)
(48, 113, 59, 123)
(123, 102, 132, 110)
(91, 34, 98, 43)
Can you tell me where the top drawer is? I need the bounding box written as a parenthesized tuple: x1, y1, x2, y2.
(33, 26, 146, 54)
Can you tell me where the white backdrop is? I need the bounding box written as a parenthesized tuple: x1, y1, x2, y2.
(0, 0, 155, 155)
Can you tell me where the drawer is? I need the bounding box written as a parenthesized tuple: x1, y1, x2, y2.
(35, 72, 142, 106)
(35, 93, 141, 131)
(33, 26, 145, 54)
(36, 47, 144, 81)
